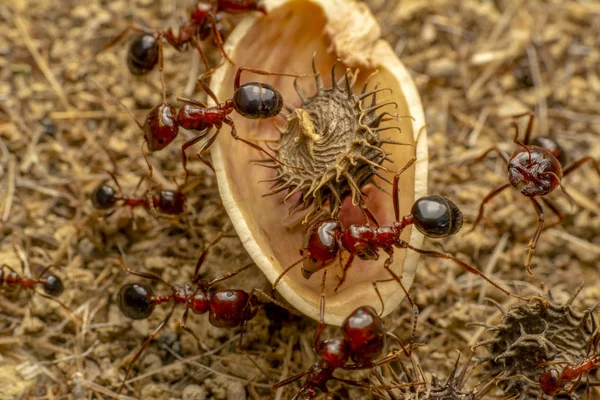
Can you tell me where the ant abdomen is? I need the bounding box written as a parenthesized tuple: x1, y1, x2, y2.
(208, 290, 259, 328)
(342, 306, 386, 364)
(42, 274, 64, 297)
(118, 283, 155, 320)
(411, 195, 464, 238)
(127, 34, 159, 75)
(144, 104, 179, 151)
(91, 184, 118, 209)
(232, 82, 283, 119)
(508, 147, 562, 197)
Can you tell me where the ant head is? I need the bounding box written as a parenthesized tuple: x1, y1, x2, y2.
(91, 183, 118, 209)
(127, 34, 159, 76)
(208, 290, 259, 328)
(301, 219, 342, 279)
(411, 195, 463, 238)
(157, 190, 185, 215)
(191, 2, 214, 23)
(118, 283, 155, 320)
(531, 137, 567, 166)
(508, 146, 562, 197)
(143, 104, 179, 151)
(539, 368, 563, 396)
(342, 306, 386, 364)
(42, 274, 64, 297)
(233, 83, 283, 119)
(317, 337, 348, 369)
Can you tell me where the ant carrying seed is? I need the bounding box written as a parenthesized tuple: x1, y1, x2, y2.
(91, 173, 185, 216)
(95, 0, 266, 74)
(115, 234, 288, 394)
(273, 271, 420, 399)
(470, 112, 600, 273)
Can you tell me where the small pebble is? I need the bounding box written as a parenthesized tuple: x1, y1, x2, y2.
(182, 384, 208, 400)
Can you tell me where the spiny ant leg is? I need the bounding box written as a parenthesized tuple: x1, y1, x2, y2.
(192, 232, 236, 280)
(401, 242, 528, 301)
(393, 157, 417, 222)
(540, 197, 563, 231)
(195, 78, 220, 105)
(180, 306, 208, 351)
(118, 305, 176, 394)
(181, 128, 211, 183)
(469, 182, 511, 232)
(563, 156, 600, 177)
(116, 256, 169, 286)
(334, 252, 356, 292)
(272, 257, 306, 290)
(206, 11, 234, 65)
(195, 128, 222, 173)
(524, 197, 544, 274)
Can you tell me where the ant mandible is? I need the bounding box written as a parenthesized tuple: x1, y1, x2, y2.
(470, 113, 600, 273)
(115, 234, 285, 394)
(91, 173, 185, 216)
(96, 0, 266, 75)
(273, 271, 420, 399)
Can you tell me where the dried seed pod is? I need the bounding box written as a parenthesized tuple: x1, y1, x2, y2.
(260, 60, 399, 218)
(475, 287, 594, 398)
(210, 0, 427, 325)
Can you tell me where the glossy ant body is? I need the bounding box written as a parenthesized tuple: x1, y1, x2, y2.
(91, 174, 185, 216)
(118, 63, 307, 182)
(538, 354, 600, 396)
(470, 113, 600, 272)
(115, 234, 283, 394)
(273, 272, 418, 399)
(99, 0, 266, 75)
(0, 264, 64, 299)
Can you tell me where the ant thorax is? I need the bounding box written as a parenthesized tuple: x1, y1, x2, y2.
(507, 146, 562, 197)
(260, 61, 398, 218)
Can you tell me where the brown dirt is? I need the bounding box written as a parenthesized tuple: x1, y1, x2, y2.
(1, 0, 599, 399)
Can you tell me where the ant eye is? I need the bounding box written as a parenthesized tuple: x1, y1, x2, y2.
(311, 258, 317, 264)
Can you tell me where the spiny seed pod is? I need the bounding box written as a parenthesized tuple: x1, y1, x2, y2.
(475, 285, 594, 398)
(259, 59, 403, 218)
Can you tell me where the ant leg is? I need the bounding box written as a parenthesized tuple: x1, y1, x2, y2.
(392, 157, 417, 222)
(521, 112, 535, 145)
(116, 257, 170, 286)
(272, 257, 306, 289)
(371, 279, 393, 316)
(540, 197, 563, 231)
(180, 306, 208, 351)
(195, 78, 220, 105)
(381, 251, 417, 354)
(195, 128, 222, 173)
(469, 182, 512, 232)
(191, 233, 236, 280)
(272, 370, 311, 390)
(206, 263, 252, 287)
(511, 121, 533, 162)
(250, 288, 294, 311)
(563, 156, 600, 177)
(206, 12, 234, 65)
(313, 270, 327, 352)
(176, 96, 208, 107)
(334, 252, 356, 292)
(189, 36, 209, 70)
(181, 129, 211, 183)
(524, 197, 544, 274)
(118, 305, 176, 394)
(223, 116, 301, 170)
(92, 23, 153, 60)
(234, 67, 316, 90)
(472, 147, 510, 165)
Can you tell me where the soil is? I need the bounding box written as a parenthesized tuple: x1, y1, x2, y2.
(1, 0, 599, 399)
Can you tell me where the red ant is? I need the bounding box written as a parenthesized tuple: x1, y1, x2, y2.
(115, 234, 286, 394)
(470, 113, 600, 273)
(273, 271, 420, 399)
(538, 355, 600, 396)
(97, 0, 266, 75)
(90, 173, 185, 216)
(0, 264, 64, 300)
(273, 156, 522, 331)
(115, 60, 308, 183)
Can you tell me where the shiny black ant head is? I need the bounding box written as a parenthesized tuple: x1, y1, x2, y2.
(301, 219, 343, 279)
(42, 274, 64, 297)
(118, 283, 155, 320)
(157, 190, 185, 215)
(127, 34, 159, 75)
(232, 83, 283, 119)
(91, 183, 118, 209)
(411, 195, 463, 238)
